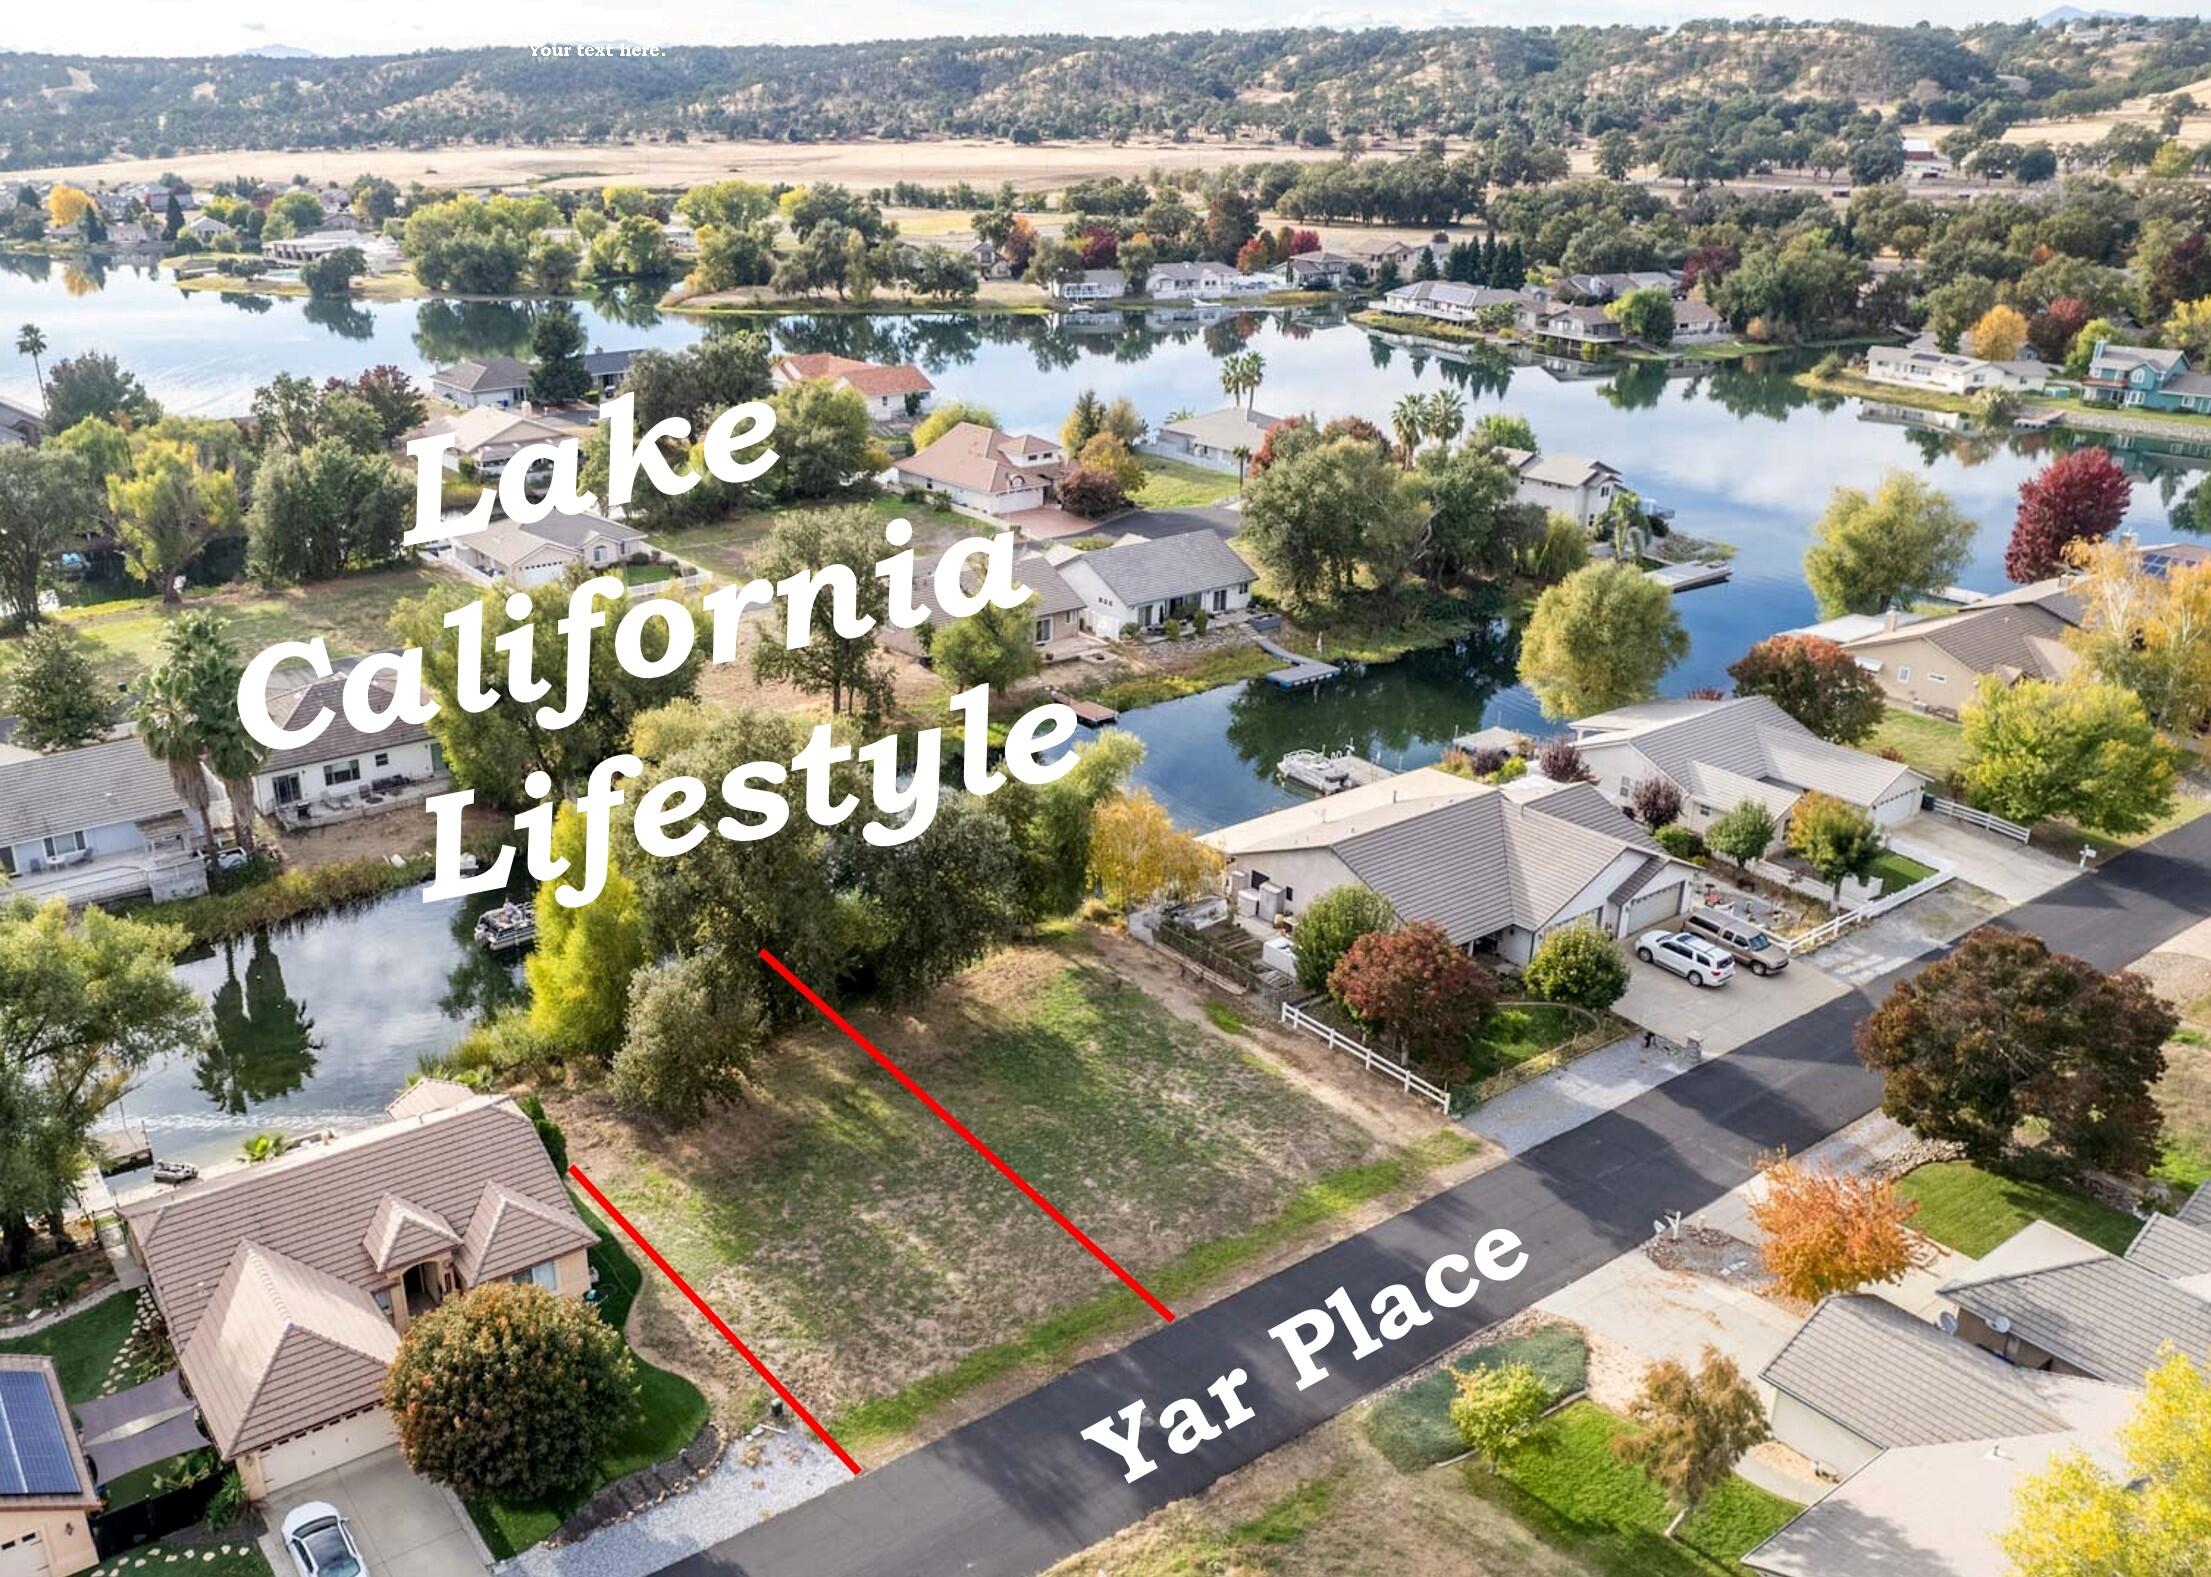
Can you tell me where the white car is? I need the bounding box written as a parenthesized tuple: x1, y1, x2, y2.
(281, 1503, 366, 1577)
(1636, 930, 1736, 988)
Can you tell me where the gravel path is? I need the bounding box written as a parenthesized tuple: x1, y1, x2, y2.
(504, 1430, 847, 1577)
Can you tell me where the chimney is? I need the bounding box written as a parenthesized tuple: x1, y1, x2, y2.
(1883, 609, 1900, 633)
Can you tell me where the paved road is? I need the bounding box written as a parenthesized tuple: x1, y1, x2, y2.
(663, 814, 2211, 1577)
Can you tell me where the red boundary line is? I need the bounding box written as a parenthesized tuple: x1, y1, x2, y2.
(758, 947, 1177, 1324)
(568, 1163, 863, 1476)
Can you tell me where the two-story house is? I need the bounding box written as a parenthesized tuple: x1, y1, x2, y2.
(888, 422, 1065, 518)
(2080, 340, 2211, 413)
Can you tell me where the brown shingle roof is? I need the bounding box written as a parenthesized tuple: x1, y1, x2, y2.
(362, 1195, 462, 1275)
(456, 1182, 597, 1286)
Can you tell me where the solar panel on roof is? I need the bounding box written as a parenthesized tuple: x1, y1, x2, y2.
(0, 1369, 82, 1496)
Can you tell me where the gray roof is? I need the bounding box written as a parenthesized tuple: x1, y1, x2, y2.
(581, 349, 636, 377)
(1517, 780, 1657, 850)
(430, 356, 530, 393)
(1762, 1294, 2064, 1449)
(1848, 600, 2078, 682)
(2125, 1213, 2211, 1281)
(1578, 695, 1923, 811)
(513, 507, 646, 555)
(1158, 407, 1281, 452)
(2179, 1184, 2211, 1231)
(0, 735, 187, 847)
(1605, 852, 1672, 908)
(260, 664, 433, 776)
(1941, 1252, 2211, 1384)
(1068, 529, 1254, 606)
(909, 551, 1084, 622)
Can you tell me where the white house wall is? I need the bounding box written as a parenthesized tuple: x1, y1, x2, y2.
(255, 739, 443, 811)
(1768, 1392, 1882, 1480)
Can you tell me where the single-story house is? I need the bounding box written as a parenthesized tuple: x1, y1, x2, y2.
(0, 396, 43, 447)
(1200, 769, 1692, 967)
(1902, 137, 1954, 178)
(1494, 447, 1623, 528)
(1056, 528, 1256, 638)
(406, 406, 575, 479)
(1378, 280, 1532, 325)
(0, 1355, 102, 1577)
(252, 659, 447, 815)
(770, 352, 935, 420)
(1570, 694, 1928, 834)
(888, 422, 1065, 518)
(101, 221, 157, 252)
(1145, 262, 1275, 301)
(2080, 339, 2211, 413)
(1046, 269, 1127, 303)
(1145, 406, 1280, 473)
(0, 735, 215, 903)
(1865, 340, 2051, 397)
(181, 213, 234, 242)
(883, 549, 1090, 657)
(427, 356, 532, 410)
(1839, 580, 2083, 712)
(1668, 297, 1729, 343)
(581, 348, 637, 399)
(450, 507, 649, 589)
(118, 1084, 599, 1500)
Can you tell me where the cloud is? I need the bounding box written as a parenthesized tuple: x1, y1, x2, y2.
(242, 21, 267, 31)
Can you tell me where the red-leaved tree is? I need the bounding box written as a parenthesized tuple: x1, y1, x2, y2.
(1727, 634, 1887, 744)
(2027, 296, 2089, 364)
(1329, 920, 1496, 1066)
(2006, 447, 2131, 583)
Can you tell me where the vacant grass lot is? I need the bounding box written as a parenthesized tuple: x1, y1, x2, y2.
(648, 493, 938, 580)
(1134, 455, 1238, 509)
(1894, 1160, 2141, 1257)
(554, 939, 1421, 1448)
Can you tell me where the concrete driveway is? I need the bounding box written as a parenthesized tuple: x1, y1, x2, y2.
(260, 1447, 488, 1577)
(1615, 936, 1850, 1054)
(1887, 816, 2079, 905)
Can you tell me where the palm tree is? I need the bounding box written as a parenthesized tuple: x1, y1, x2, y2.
(1240, 349, 1266, 409)
(1232, 443, 1252, 487)
(240, 1132, 291, 1165)
(1391, 393, 1427, 460)
(1425, 388, 1466, 447)
(15, 323, 47, 409)
(132, 665, 215, 842)
(163, 610, 266, 856)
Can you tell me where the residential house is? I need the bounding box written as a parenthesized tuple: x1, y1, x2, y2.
(117, 1085, 599, 1499)
(406, 406, 576, 480)
(1494, 447, 1623, 528)
(181, 213, 234, 243)
(1057, 528, 1256, 638)
(888, 422, 1065, 518)
(1144, 406, 1280, 473)
(1360, 239, 1449, 272)
(1199, 769, 1693, 967)
(770, 352, 936, 420)
(1276, 251, 1360, 289)
(0, 735, 216, 903)
(0, 396, 43, 447)
(448, 507, 650, 589)
(2079, 339, 2211, 413)
(0, 1355, 102, 1577)
(581, 348, 638, 399)
(427, 355, 532, 410)
(1668, 297, 1730, 344)
(964, 238, 1012, 279)
(883, 549, 1091, 658)
(1144, 262, 1275, 301)
(260, 231, 400, 270)
(1529, 301, 1627, 354)
(1570, 694, 1928, 835)
(1902, 136, 1955, 179)
(1865, 339, 2052, 397)
(101, 221, 157, 252)
(1046, 269, 1127, 303)
(251, 658, 448, 818)
(1556, 270, 1683, 303)
(1378, 280, 1532, 326)
(1839, 578, 2083, 713)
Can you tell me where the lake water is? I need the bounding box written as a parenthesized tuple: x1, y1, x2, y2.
(13, 257, 2211, 1125)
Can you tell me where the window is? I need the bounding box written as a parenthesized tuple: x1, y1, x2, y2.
(1618, 777, 1632, 796)
(373, 752, 390, 768)
(1926, 672, 1948, 685)
(511, 1260, 560, 1291)
(43, 830, 86, 859)
(1034, 617, 1052, 644)
(1896, 666, 1912, 682)
(325, 760, 361, 786)
(1211, 588, 1228, 612)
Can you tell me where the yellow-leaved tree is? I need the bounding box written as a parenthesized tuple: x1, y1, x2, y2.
(526, 805, 645, 1057)
(105, 437, 239, 603)
(1970, 303, 2030, 363)
(2001, 1349, 2211, 1576)
(2064, 536, 2211, 736)
(1087, 790, 1221, 912)
(47, 184, 95, 228)
(1748, 1153, 1936, 1302)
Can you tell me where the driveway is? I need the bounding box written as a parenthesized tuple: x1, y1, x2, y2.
(260, 1447, 487, 1577)
(1802, 877, 2008, 989)
(1613, 938, 1849, 1054)
(1887, 817, 2079, 905)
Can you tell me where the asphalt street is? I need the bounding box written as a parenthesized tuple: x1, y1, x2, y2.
(663, 811, 2211, 1577)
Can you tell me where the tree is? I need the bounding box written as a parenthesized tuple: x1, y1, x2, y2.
(1535, 739, 1593, 783)
(0, 625, 107, 750)
(130, 663, 215, 841)
(828, 793, 1025, 1002)
(1517, 560, 1689, 719)
(155, 611, 265, 857)
(246, 440, 409, 585)
(106, 438, 238, 603)
(0, 445, 99, 626)
(2001, 1350, 2209, 1577)
(1748, 1154, 1936, 1302)
(1472, 412, 1536, 452)
(1522, 921, 1631, 1011)
(1803, 471, 1976, 617)
(527, 303, 591, 406)
(44, 352, 159, 432)
(387, 1283, 637, 1503)
(1219, 349, 1266, 410)
(1970, 303, 2030, 362)
(1328, 921, 1496, 1064)
(2028, 296, 2091, 364)
(2064, 536, 2211, 734)
(1057, 466, 1129, 518)
(1292, 886, 1397, 994)
(767, 379, 878, 500)
(1240, 432, 1420, 605)
(1613, 1347, 1769, 1538)
(45, 185, 94, 230)
(1705, 798, 1778, 873)
(1609, 286, 1676, 346)
(1450, 1362, 1553, 1467)
(1088, 790, 1221, 911)
(1962, 678, 2179, 837)
(1597, 129, 1636, 181)
(912, 400, 999, 449)
(1787, 792, 1884, 902)
(751, 504, 893, 716)
(931, 599, 1042, 692)
(1061, 389, 1106, 455)
(1727, 635, 1886, 744)
(297, 246, 365, 299)
(1623, 775, 1681, 829)
(525, 808, 645, 1057)
(0, 899, 206, 1269)
(2005, 448, 2131, 584)
(1858, 928, 2173, 1173)
(1076, 433, 1146, 499)
(14, 323, 46, 407)
(609, 952, 768, 1121)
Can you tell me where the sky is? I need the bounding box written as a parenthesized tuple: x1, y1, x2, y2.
(7, 2, 2202, 58)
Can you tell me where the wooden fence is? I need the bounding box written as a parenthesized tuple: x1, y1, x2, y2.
(1926, 796, 2031, 843)
(1278, 1001, 1452, 1112)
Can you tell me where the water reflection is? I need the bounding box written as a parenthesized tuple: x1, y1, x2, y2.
(198, 933, 320, 1116)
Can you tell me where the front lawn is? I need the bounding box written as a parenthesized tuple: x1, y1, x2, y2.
(1468, 1003, 1599, 1079)
(1893, 1160, 2141, 1257)
(1465, 1401, 1802, 1577)
(1364, 1325, 1588, 1472)
(0, 1288, 142, 1402)
(87, 1537, 270, 1577)
(1134, 455, 1239, 509)
(1866, 849, 1938, 896)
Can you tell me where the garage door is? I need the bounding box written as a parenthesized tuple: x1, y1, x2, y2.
(1620, 881, 1686, 935)
(0, 1531, 51, 1577)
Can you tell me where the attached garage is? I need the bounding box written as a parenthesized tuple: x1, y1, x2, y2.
(0, 1531, 51, 1577)
(241, 1409, 400, 1501)
(1619, 879, 1687, 936)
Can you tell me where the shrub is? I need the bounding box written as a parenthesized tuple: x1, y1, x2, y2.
(1488, 756, 1527, 784)
(1654, 824, 1706, 860)
(1466, 745, 1512, 776)
(1329, 921, 1498, 1064)
(1523, 921, 1630, 1011)
(387, 1283, 638, 1503)
(1450, 1361, 1553, 1466)
(1293, 885, 1399, 993)
(1535, 739, 1593, 782)
(1629, 776, 1683, 829)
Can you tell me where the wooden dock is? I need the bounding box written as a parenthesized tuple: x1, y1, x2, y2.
(88, 1122, 152, 1176)
(1250, 634, 1341, 688)
(1050, 690, 1119, 727)
(1645, 560, 1733, 594)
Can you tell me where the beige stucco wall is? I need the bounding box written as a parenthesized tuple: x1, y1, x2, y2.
(0, 1509, 99, 1577)
(551, 1246, 592, 1299)
(1769, 1391, 1881, 1479)
(1862, 637, 1977, 713)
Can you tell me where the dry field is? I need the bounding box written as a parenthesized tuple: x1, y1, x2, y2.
(2003, 72, 2211, 150)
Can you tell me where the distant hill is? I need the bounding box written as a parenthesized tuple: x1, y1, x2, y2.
(2034, 7, 2136, 24)
(238, 44, 320, 61)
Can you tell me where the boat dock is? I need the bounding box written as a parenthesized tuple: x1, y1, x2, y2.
(88, 1122, 152, 1176)
(1645, 560, 1733, 594)
(1250, 634, 1341, 688)
(1277, 750, 1393, 794)
(2013, 412, 2062, 432)
(1050, 690, 1119, 727)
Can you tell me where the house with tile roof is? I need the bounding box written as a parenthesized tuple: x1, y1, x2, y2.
(883, 549, 1091, 658)
(443, 506, 651, 590)
(1198, 768, 1693, 966)
(1838, 579, 2083, 713)
(770, 352, 935, 420)
(0, 1355, 102, 1577)
(117, 1085, 597, 1500)
(426, 356, 532, 410)
(1144, 406, 1280, 474)
(1055, 529, 1257, 639)
(888, 422, 1065, 519)
(0, 735, 218, 904)
(1570, 694, 1928, 836)
(1493, 447, 1624, 528)
(249, 656, 446, 819)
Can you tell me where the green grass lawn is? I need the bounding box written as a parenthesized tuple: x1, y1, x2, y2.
(1465, 1402, 1802, 1577)
(87, 1537, 271, 1577)
(1866, 849, 1939, 895)
(1364, 1325, 1588, 1472)
(650, 493, 912, 579)
(1086, 644, 1279, 711)
(1467, 1003, 1595, 1079)
(0, 1289, 141, 1402)
(1894, 1160, 2142, 1257)
(1134, 455, 1239, 510)
(619, 560, 675, 585)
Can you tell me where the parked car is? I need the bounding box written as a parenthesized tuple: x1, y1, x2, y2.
(1681, 909, 1789, 976)
(282, 1503, 366, 1577)
(1636, 930, 1735, 988)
